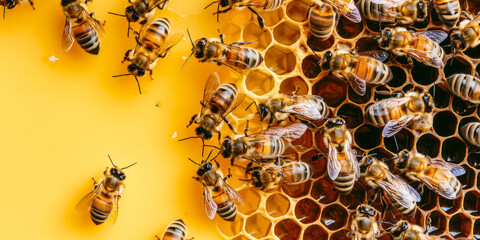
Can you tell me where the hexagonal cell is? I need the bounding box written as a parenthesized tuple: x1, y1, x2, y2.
(384, 128, 415, 153)
(292, 128, 313, 148)
(465, 45, 480, 59)
(265, 45, 296, 75)
(243, 22, 272, 51)
(311, 178, 339, 204)
(220, 23, 242, 44)
(232, 235, 250, 240)
(433, 111, 458, 137)
(295, 198, 321, 224)
(468, 150, 480, 169)
(279, 76, 308, 95)
(303, 225, 328, 240)
(258, 8, 283, 27)
(439, 194, 461, 215)
(329, 230, 350, 240)
(217, 214, 244, 237)
(441, 137, 466, 164)
(339, 183, 367, 210)
(301, 150, 327, 179)
(307, 35, 335, 52)
(449, 212, 472, 238)
(245, 69, 274, 96)
(286, 0, 310, 22)
(354, 124, 381, 150)
(474, 219, 480, 240)
(410, 209, 425, 227)
(320, 204, 348, 231)
(282, 180, 311, 198)
(337, 104, 364, 129)
(427, 210, 447, 235)
(452, 96, 477, 116)
(348, 85, 372, 104)
(237, 188, 261, 215)
(273, 21, 301, 46)
(245, 213, 272, 238)
(457, 164, 475, 190)
(418, 187, 438, 211)
(274, 219, 302, 240)
(416, 133, 441, 157)
(312, 76, 347, 107)
(302, 54, 322, 79)
(356, 37, 384, 52)
(444, 57, 473, 77)
(266, 193, 291, 218)
(463, 191, 480, 216)
(411, 61, 439, 86)
(336, 16, 364, 39)
(429, 84, 451, 109)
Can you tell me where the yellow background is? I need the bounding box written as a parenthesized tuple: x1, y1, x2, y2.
(0, 1, 242, 239)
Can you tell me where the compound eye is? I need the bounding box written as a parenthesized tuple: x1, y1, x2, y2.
(137, 69, 145, 77)
(325, 51, 332, 58)
(119, 173, 125, 180)
(110, 168, 117, 175)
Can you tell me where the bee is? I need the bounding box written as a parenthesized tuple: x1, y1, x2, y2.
(62, 0, 104, 55)
(1, 0, 34, 19)
(255, 93, 329, 128)
(184, 31, 263, 72)
(389, 220, 444, 240)
(120, 18, 183, 94)
(358, 0, 428, 26)
(183, 72, 245, 142)
(306, 0, 361, 40)
(220, 123, 308, 165)
(320, 49, 392, 96)
(322, 117, 359, 194)
(432, 0, 460, 28)
(75, 155, 137, 225)
(348, 204, 383, 240)
(155, 219, 191, 240)
(365, 90, 434, 137)
(359, 156, 421, 218)
(445, 73, 480, 105)
(245, 158, 314, 191)
(395, 150, 465, 199)
(461, 122, 480, 147)
(450, 14, 480, 52)
(190, 152, 243, 222)
(376, 27, 447, 68)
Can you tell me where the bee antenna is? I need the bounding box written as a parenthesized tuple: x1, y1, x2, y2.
(204, 144, 220, 150)
(204, 1, 218, 9)
(205, 149, 214, 162)
(134, 76, 142, 94)
(377, 221, 395, 226)
(112, 73, 131, 77)
(188, 158, 201, 166)
(108, 154, 117, 167)
(238, 178, 251, 182)
(383, 155, 399, 162)
(121, 162, 138, 170)
(3, 5, 6, 19)
(178, 136, 199, 141)
(127, 21, 131, 38)
(201, 138, 205, 156)
(181, 51, 194, 69)
(108, 12, 126, 17)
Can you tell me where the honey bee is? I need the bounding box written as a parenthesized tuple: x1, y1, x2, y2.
(445, 73, 480, 105)
(450, 14, 480, 52)
(461, 122, 480, 147)
(395, 150, 465, 199)
(183, 72, 245, 142)
(1, 0, 34, 19)
(389, 220, 444, 240)
(62, 0, 104, 55)
(358, 0, 428, 26)
(322, 117, 359, 194)
(348, 204, 383, 240)
(220, 123, 308, 165)
(432, 0, 460, 28)
(75, 155, 137, 225)
(359, 156, 421, 218)
(320, 49, 392, 96)
(255, 93, 329, 128)
(190, 152, 243, 222)
(376, 27, 447, 68)
(184, 31, 263, 72)
(245, 158, 314, 191)
(155, 219, 191, 240)
(365, 90, 434, 137)
(120, 18, 183, 94)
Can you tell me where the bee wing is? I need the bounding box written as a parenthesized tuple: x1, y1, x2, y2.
(149, 0, 169, 11)
(203, 186, 217, 220)
(428, 158, 466, 176)
(217, 92, 246, 124)
(368, 0, 408, 8)
(414, 30, 448, 44)
(382, 114, 416, 137)
(346, 72, 367, 96)
(82, 8, 105, 35)
(279, 102, 323, 120)
(327, 144, 341, 180)
(220, 177, 244, 205)
(105, 194, 120, 224)
(259, 123, 308, 142)
(359, 51, 390, 62)
(155, 31, 184, 58)
(62, 18, 74, 52)
(403, 48, 444, 68)
(325, 0, 362, 23)
(416, 174, 457, 199)
(201, 72, 221, 113)
(75, 180, 104, 213)
(345, 141, 360, 180)
(367, 96, 411, 117)
(385, 171, 421, 202)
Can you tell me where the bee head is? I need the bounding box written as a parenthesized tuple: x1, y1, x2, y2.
(377, 29, 392, 48)
(423, 92, 433, 113)
(125, 6, 140, 23)
(390, 221, 408, 237)
(194, 38, 208, 59)
(232, 141, 247, 156)
(450, 31, 467, 51)
(251, 171, 263, 188)
(221, 136, 232, 158)
(195, 127, 213, 140)
(417, 0, 427, 19)
(220, 0, 230, 7)
(258, 103, 269, 121)
(395, 150, 409, 169)
(196, 162, 213, 176)
(110, 167, 126, 180)
(60, 0, 75, 7)
(324, 117, 345, 129)
(357, 205, 375, 216)
(127, 64, 145, 77)
(321, 51, 333, 70)
(359, 156, 373, 173)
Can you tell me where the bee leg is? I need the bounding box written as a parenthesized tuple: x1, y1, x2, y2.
(149, 70, 154, 80)
(303, 3, 314, 22)
(218, 30, 225, 44)
(425, 214, 432, 233)
(218, 131, 222, 144)
(289, 116, 295, 123)
(28, 0, 35, 9)
(154, 235, 160, 240)
(224, 117, 236, 134)
(247, 6, 265, 29)
(246, 161, 254, 173)
(268, 115, 274, 128)
(3, 5, 6, 19)
(224, 169, 232, 181)
(192, 176, 200, 182)
(158, 0, 169, 10)
(139, 18, 148, 25)
(416, 183, 425, 195)
(187, 114, 197, 128)
(91, 178, 97, 186)
(230, 158, 235, 166)
(309, 153, 326, 162)
(122, 50, 132, 63)
(407, 56, 414, 68)
(244, 119, 249, 136)
(347, 232, 355, 237)
(369, 188, 380, 204)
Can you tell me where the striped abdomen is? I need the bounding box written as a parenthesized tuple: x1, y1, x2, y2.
(410, 35, 445, 62)
(140, 18, 170, 52)
(72, 19, 100, 55)
(223, 45, 263, 70)
(257, 0, 284, 10)
(358, 0, 397, 23)
(366, 101, 408, 126)
(426, 167, 463, 198)
(433, 0, 459, 27)
(161, 219, 187, 240)
(446, 74, 480, 104)
(461, 122, 480, 146)
(391, 198, 416, 218)
(213, 188, 237, 221)
(352, 56, 393, 85)
(448, 176, 462, 198)
(309, 2, 336, 40)
(282, 162, 313, 184)
(333, 158, 356, 194)
(253, 137, 286, 159)
(90, 191, 114, 225)
(209, 83, 237, 115)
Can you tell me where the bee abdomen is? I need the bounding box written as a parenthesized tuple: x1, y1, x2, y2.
(90, 196, 113, 225)
(289, 162, 314, 183)
(354, 58, 392, 85)
(73, 20, 100, 55)
(225, 46, 263, 70)
(142, 18, 170, 49)
(450, 177, 462, 197)
(461, 122, 480, 146)
(446, 74, 480, 104)
(433, 0, 460, 27)
(162, 219, 187, 240)
(333, 172, 355, 193)
(365, 106, 390, 126)
(392, 200, 416, 218)
(309, 3, 335, 41)
(210, 83, 237, 114)
(263, 0, 284, 10)
(217, 201, 237, 222)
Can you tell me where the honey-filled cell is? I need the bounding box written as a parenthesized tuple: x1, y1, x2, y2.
(258, 8, 284, 27)
(237, 188, 261, 215)
(217, 214, 244, 237)
(245, 69, 275, 96)
(337, 104, 364, 129)
(336, 16, 363, 39)
(303, 224, 328, 240)
(307, 35, 335, 52)
(274, 219, 302, 240)
(348, 85, 372, 104)
(264, 45, 297, 75)
(302, 54, 322, 79)
(329, 229, 350, 240)
(243, 22, 273, 51)
(294, 198, 321, 224)
(301, 150, 327, 178)
(312, 76, 347, 107)
(339, 183, 367, 210)
(320, 204, 348, 231)
(286, 0, 310, 22)
(449, 213, 473, 238)
(279, 76, 309, 95)
(245, 213, 272, 239)
(273, 21, 301, 46)
(266, 193, 290, 217)
(229, 7, 253, 26)
(231, 235, 250, 240)
(292, 128, 313, 148)
(282, 180, 311, 198)
(311, 178, 339, 204)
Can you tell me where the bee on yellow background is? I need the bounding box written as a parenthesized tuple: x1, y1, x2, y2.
(389, 220, 444, 240)
(76, 155, 137, 225)
(155, 219, 192, 240)
(358, 0, 428, 26)
(62, 0, 104, 55)
(349, 204, 383, 240)
(1, 0, 34, 19)
(365, 90, 434, 137)
(376, 27, 447, 68)
(450, 13, 480, 52)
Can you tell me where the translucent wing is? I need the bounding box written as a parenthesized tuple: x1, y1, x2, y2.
(429, 159, 466, 176)
(416, 174, 457, 199)
(380, 171, 421, 208)
(259, 123, 308, 142)
(149, 0, 169, 11)
(404, 48, 444, 68)
(367, 97, 411, 116)
(105, 194, 120, 224)
(216, 91, 246, 124)
(155, 30, 184, 58)
(75, 180, 104, 213)
(359, 51, 389, 62)
(83, 8, 105, 35)
(414, 30, 448, 44)
(347, 72, 367, 96)
(342, 4, 362, 23)
(62, 18, 74, 52)
(324, 0, 362, 22)
(382, 114, 416, 137)
(345, 141, 360, 180)
(279, 102, 323, 120)
(220, 177, 244, 205)
(201, 72, 220, 113)
(327, 144, 341, 180)
(369, 0, 408, 8)
(203, 186, 217, 220)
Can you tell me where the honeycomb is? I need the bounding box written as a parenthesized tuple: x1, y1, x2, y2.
(193, 1, 480, 239)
